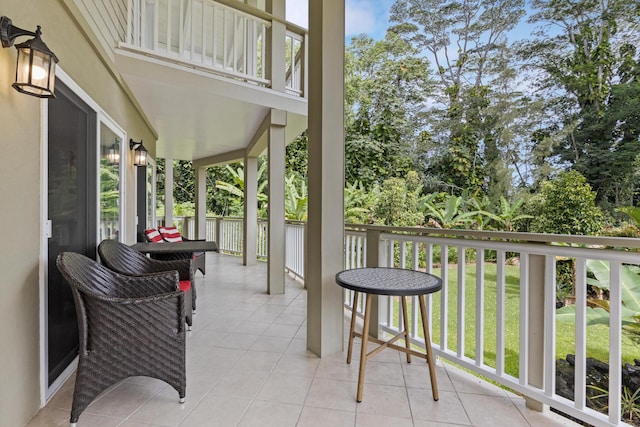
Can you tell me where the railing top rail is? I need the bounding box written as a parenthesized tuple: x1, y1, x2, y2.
(213, 0, 307, 36)
(381, 232, 640, 264)
(346, 223, 640, 249)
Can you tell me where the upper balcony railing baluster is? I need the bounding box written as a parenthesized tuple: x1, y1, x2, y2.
(124, 0, 306, 96)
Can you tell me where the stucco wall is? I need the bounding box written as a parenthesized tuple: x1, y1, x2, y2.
(0, 1, 156, 425)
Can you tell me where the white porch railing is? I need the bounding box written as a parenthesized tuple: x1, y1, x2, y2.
(123, 0, 306, 95)
(162, 215, 639, 426)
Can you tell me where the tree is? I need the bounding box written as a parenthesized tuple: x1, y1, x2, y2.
(520, 0, 640, 210)
(526, 170, 605, 235)
(345, 32, 432, 189)
(373, 171, 424, 226)
(390, 0, 526, 195)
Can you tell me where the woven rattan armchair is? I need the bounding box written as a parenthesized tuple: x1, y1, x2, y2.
(56, 252, 186, 427)
(98, 239, 196, 328)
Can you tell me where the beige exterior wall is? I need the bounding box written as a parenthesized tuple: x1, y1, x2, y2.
(0, 1, 156, 424)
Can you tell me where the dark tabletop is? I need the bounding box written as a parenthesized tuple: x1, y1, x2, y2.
(130, 241, 219, 253)
(335, 267, 442, 296)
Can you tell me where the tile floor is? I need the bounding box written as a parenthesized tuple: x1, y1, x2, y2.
(27, 255, 580, 427)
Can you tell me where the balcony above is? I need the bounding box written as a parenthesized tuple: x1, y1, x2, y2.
(76, 0, 308, 160)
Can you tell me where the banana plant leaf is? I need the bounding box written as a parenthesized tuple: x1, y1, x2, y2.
(556, 304, 640, 327)
(586, 259, 640, 312)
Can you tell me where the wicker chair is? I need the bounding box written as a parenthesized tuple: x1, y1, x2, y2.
(56, 252, 186, 427)
(98, 239, 196, 328)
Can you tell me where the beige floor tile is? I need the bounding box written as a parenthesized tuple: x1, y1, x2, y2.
(255, 374, 312, 405)
(84, 381, 165, 419)
(215, 332, 261, 350)
(273, 354, 320, 378)
(457, 393, 529, 427)
(361, 360, 406, 387)
(237, 400, 302, 427)
(315, 356, 360, 382)
(355, 383, 412, 419)
(297, 406, 355, 427)
(178, 391, 251, 426)
(402, 362, 454, 391)
(25, 407, 69, 427)
(355, 412, 414, 427)
(445, 365, 507, 396)
(263, 323, 300, 338)
(249, 335, 293, 353)
(305, 378, 358, 412)
(408, 388, 471, 425)
(510, 397, 583, 427)
(128, 385, 198, 426)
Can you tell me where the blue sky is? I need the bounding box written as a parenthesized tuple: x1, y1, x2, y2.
(286, 1, 539, 44)
(286, 0, 396, 40)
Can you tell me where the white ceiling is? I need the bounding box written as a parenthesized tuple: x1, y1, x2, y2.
(114, 48, 308, 162)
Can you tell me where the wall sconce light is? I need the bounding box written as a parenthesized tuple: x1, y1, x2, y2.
(0, 16, 58, 98)
(107, 139, 120, 165)
(129, 139, 148, 167)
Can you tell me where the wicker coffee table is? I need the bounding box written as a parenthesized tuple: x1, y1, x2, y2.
(335, 267, 442, 402)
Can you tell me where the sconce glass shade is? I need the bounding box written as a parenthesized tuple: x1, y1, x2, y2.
(107, 142, 120, 165)
(0, 17, 58, 98)
(130, 139, 148, 167)
(13, 34, 58, 98)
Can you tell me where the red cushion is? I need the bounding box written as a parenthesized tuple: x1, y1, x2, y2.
(145, 228, 163, 243)
(179, 280, 191, 292)
(159, 226, 183, 242)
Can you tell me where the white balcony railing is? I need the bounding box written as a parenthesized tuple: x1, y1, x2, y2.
(123, 0, 305, 95)
(163, 216, 639, 426)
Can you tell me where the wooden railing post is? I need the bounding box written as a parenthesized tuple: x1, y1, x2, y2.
(526, 253, 548, 412)
(364, 228, 389, 339)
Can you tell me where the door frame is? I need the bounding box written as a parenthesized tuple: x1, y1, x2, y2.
(39, 67, 128, 404)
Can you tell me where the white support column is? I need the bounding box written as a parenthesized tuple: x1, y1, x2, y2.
(243, 155, 258, 266)
(268, 110, 287, 294)
(195, 165, 207, 239)
(266, 0, 286, 92)
(164, 158, 174, 227)
(306, 1, 345, 357)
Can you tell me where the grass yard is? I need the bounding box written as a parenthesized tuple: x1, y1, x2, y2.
(393, 263, 640, 377)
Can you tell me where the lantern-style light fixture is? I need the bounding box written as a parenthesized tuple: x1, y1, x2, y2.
(0, 16, 58, 98)
(129, 139, 148, 167)
(107, 139, 120, 165)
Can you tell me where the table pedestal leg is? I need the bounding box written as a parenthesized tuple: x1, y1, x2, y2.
(401, 296, 412, 363)
(356, 293, 372, 402)
(347, 291, 359, 364)
(419, 294, 439, 401)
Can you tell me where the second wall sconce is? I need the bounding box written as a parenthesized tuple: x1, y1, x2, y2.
(129, 139, 148, 167)
(0, 16, 58, 98)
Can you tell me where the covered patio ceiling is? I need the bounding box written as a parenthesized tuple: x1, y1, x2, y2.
(114, 48, 308, 162)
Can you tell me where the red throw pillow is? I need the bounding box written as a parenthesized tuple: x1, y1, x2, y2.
(179, 280, 191, 292)
(144, 228, 163, 243)
(159, 226, 183, 242)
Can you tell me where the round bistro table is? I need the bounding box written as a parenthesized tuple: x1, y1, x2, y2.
(335, 267, 442, 402)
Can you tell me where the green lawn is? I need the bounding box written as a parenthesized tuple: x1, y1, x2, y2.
(393, 263, 640, 377)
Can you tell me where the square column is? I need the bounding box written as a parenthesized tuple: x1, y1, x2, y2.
(164, 158, 174, 226)
(243, 156, 258, 265)
(268, 110, 287, 294)
(306, 1, 346, 357)
(195, 166, 207, 239)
